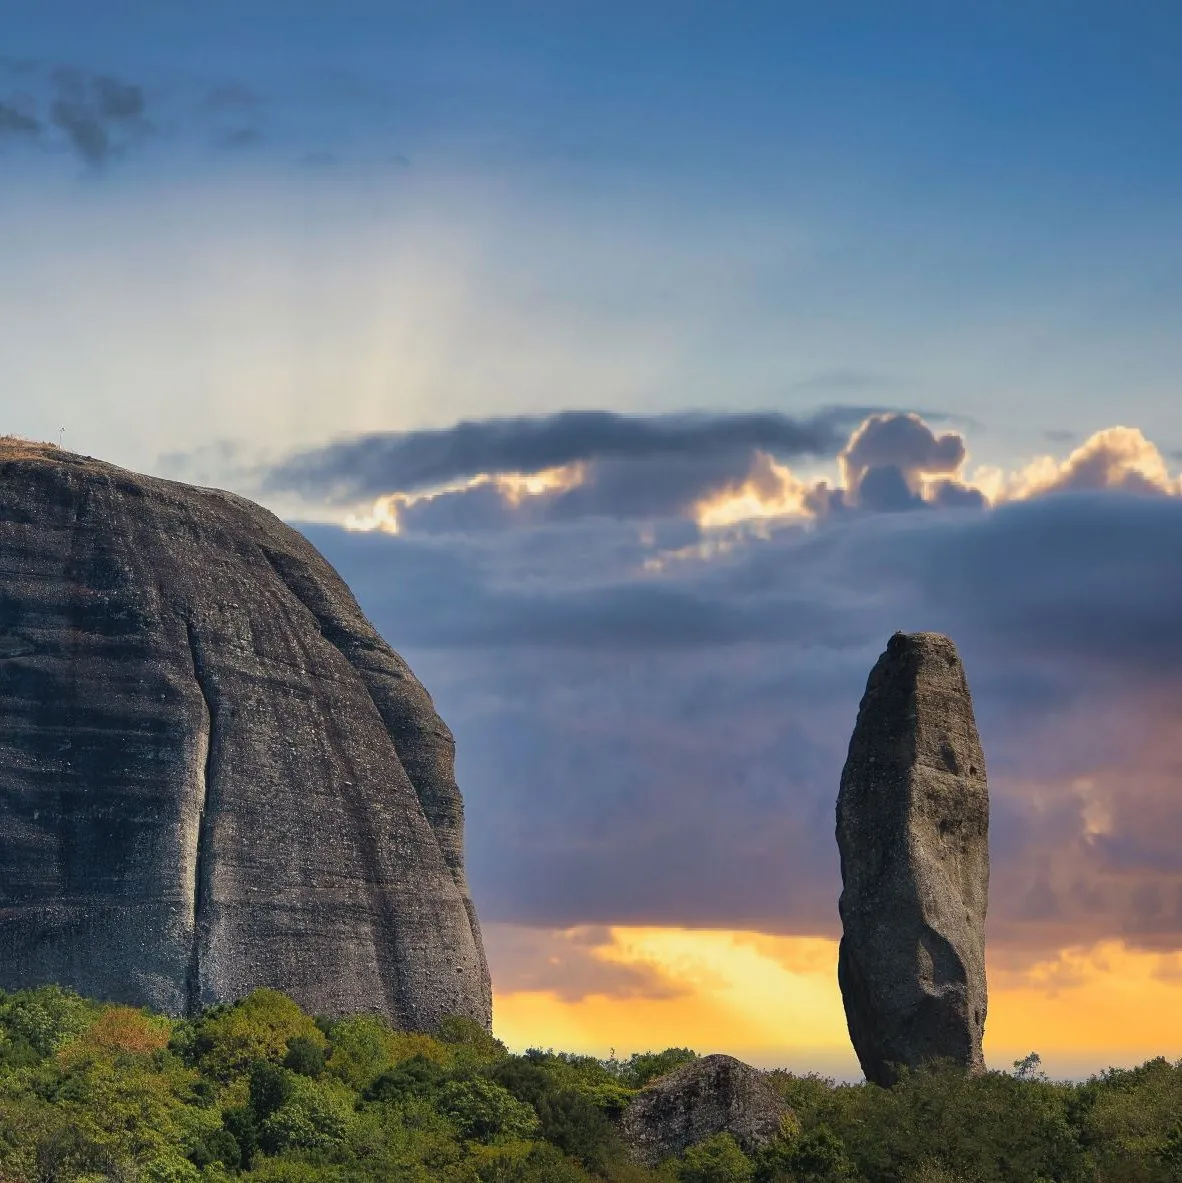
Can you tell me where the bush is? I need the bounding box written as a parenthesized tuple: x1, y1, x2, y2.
(192, 990, 326, 1080)
(283, 1034, 326, 1077)
(678, 1133, 755, 1183)
(0, 985, 98, 1057)
(364, 1052, 449, 1102)
(257, 1074, 356, 1154)
(437, 1076, 540, 1143)
(620, 1047, 699, 1088)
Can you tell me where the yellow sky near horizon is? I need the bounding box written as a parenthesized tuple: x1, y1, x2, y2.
(489, 926, 1182, 1081)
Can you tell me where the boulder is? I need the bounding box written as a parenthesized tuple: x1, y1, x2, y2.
(836, 631, 989, 1085)
(0, 440, 491, 1029)
(620, 1054, 791, 1165)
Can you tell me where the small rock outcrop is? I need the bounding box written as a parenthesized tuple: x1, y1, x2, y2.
(0, 441, 491, 1030)
(836, 631, 989, 1086)
(620, 1054, 791, 1165)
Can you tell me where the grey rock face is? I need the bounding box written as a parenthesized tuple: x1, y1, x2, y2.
(620, 1054, 791, 1165)
(836, 631, 989, 1086)
(0, 442, 491, 1029)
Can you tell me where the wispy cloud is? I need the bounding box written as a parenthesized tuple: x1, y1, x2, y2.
(48, 67, 147, 165)
(0, 64, 149, 164)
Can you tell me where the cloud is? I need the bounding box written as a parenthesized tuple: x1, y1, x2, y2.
(839, 410, 964, 494)
(262, 407, 867, 506)
(268, 411, 1179, 538)
(216, 127, 263, 151)
(201, 83, 263, 114)
(1010, 426, 1180, 498)
(47, 67, 147, 165)
(0, 102, 39, 139)
(161, 414, 1182, 969)
(483, 924, 689, 1002)
(286, 423, 1182, 968)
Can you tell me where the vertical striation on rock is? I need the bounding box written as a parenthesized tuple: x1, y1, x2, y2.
(0, 441, 491, 1030)
(836, 631, 989, 1086)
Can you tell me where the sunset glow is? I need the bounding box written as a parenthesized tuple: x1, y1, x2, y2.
(491, 926, 1182, 1080)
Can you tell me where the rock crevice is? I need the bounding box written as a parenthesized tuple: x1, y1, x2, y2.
(182, 618, 216, 1017)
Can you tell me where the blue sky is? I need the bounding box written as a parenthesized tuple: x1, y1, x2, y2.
(5, 1, 1182, 1074)
(3, 2, 1181, 471)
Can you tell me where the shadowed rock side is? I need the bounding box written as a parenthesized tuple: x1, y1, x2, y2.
(620, 1055, 792, 1166)
(0, 441, 491, 1029)
(836, 631, 989, 1086)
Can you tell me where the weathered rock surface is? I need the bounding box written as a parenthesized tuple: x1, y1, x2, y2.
(836, 631, 989, 1086)
(0, 440, 491, 1029)
(620, 1054, 791, 1165)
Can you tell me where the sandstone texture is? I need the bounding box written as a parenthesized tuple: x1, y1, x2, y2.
(836, 631, 989, 1086)
(0, 441, 491, 1029)
(620, 1054, 791, 1165)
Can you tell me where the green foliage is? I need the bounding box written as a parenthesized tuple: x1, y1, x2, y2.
(191, 989, 327, 1080)
(322, 1013, 401, 1088)
(1013, 1051, 1048, 1081)
(364, 1052, 449, 1101)
(257, 1073, 356, 1154)
(437, 1075, 540, 1142)
(678, 1133, 754, 1183)
(7, 986, 1182, 1182)
(756, 1124, 855, 1183)
(436, 1013, 510, 1072)
(0, 984, 98, 1057)
(284, 1034, 327, 1078)
(617, 1047, 699, 1088)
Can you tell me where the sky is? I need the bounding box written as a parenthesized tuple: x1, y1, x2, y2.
(3, 1, 1182, 1081)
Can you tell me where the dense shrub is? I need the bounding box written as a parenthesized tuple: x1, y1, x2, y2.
(2, 987, 1182, 1182)
(678, 1133, 754, 1183)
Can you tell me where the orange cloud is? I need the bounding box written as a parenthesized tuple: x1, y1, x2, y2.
(988, 426, 1180, 502)
(489, 926, 1182, 1080)
(343, 461, 587, 533)
(691, 451, 814, 530)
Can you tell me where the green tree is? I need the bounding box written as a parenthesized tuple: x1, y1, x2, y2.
(779, 1125, 856, 1183)
(678, 1133, 755, 1183)
(191, 990, 326, 1080)
(437, 1077, 540, 1143)
(0, 985, 98, 1057)
(284, 1033, 326, 1077)
(1013, 1052, 1048, 1081)
(364, 1052, 449, 1101)
(257, 1073, 356, 1154)
(620, 1048, 698, 1088)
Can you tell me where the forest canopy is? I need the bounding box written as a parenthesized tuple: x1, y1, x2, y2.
(0, 985, 1179, 1182)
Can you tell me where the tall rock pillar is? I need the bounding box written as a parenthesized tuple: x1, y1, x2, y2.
(836, 631, 989, 1086)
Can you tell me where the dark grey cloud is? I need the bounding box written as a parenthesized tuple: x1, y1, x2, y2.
(297, 488, 1182, 962)
(262, 407, 873, 504)
(201, 83, 263, 113)
(0, 101, 39, 138)
(394, 449, 787, 534)
(216, 126, 263, 150)
(47, 67, 147, 165)
(298, 149, 338, 168)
